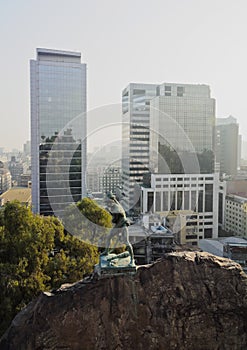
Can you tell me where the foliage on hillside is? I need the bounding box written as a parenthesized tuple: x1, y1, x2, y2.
(63, 197, 112, 246)
(0, 199, 110, 337)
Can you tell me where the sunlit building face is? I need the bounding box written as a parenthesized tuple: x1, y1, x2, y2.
(122, 82, 216, 212)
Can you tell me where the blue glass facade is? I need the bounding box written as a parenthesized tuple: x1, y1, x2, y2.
(31, 49, 87, 216)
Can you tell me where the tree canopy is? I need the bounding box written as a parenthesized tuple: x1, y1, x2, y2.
(0, 199, 109, 337)
(63, 197, 112, 247)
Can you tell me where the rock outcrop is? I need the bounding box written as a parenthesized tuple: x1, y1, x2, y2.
(1, 252, 247, 350)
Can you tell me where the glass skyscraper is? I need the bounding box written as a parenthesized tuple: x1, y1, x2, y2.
(30, 48, 87, 215)
(122, 82, 216, 211)
(150, 83, 215, 174)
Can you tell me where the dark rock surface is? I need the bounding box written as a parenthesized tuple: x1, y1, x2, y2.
(1, 252, 247, 350)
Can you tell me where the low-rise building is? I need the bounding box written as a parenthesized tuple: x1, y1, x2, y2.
(129, 223, 175, 265)
(20, 174, 32, 188)
(199, 236, 247, 272)
(225, 178, 247, 197)
(0, 188, 31, 207)
(160, 210, 200, 246)
(224, 194, 247, 235)
(141, 173, 219, 239)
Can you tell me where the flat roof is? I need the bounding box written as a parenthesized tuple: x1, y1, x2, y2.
(199, 236, 247, 257)
(0, 188, 31, 203)
(226, 194, 247, 202)
(157, 210, 197, 217)
(37, 48, 81, 58)
(129, 224, 148, 237)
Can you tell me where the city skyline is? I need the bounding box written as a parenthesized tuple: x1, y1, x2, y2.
(1, 0, 247, 150)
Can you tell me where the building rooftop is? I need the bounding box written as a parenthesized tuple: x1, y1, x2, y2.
(129, 224, 148, 238)
(216, 115, 238, 126)
(37, 48, 81, 58)
(0, 188, 31, 206)
(226, 194, 247, 202)
(157, 210, 197, 217)
(36, 48, 82, 64)
(199, 236, 247, 258)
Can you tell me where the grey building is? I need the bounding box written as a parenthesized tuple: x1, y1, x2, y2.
(216, 116, 239, 176)
(8, 156, 24, 185)
(0, 161, 11, 194)
(224, 194, 247, 236)
(122, 83, 158, 211)
(150, 83, 215, 174)
(199, 236, 247, 272)
(122, 82, 216, 211)
(86, 167, 103, 193)
(30, 48, 87, 215)
(102, 166, 121, 195)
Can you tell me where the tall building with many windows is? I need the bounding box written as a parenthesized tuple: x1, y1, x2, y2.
(216, 116, 240, 176)
(224, 194, 247, 235)
(150, 83, 215, 174)
(102, 166, 121, 195)
(122, 83, 158, 211)
(0, 161, 11, 194)
(122, 82, 216, 211)
(30, 48, 87, 215)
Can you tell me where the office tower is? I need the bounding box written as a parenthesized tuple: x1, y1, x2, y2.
(0, 161, 11, 194)
(86, 167, 103, 193)
(30, 48, 87, 215)
(23, 141, 31, 156)
(122, 82, 215, 211)
(122, 83, 158, 211)
(8, 156, 24, 186)
(216, 116, 239, 176)
(102, 166, 121, 195)
(150, 83, 215, 174)
(242, 140, 247, 161)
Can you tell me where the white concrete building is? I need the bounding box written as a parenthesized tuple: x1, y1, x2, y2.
(141, 173, 220, 239)
(224, 194, 247, 235)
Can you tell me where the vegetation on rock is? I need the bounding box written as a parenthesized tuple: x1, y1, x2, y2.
(0, 199, 109, 337)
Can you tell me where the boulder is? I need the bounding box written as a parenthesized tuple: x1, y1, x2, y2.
(1, 252, 247, 350)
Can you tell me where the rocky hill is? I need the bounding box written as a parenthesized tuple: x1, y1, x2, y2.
(1, 252, 247, 350)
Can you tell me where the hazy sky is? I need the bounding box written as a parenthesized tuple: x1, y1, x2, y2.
(1, 0, 247, 150)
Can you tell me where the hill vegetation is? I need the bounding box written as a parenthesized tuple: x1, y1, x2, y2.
(0, 199, 111, 337)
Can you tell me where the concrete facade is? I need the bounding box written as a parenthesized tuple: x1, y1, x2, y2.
(141, 173, 220, 239)
(224, 194, 247, 236)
